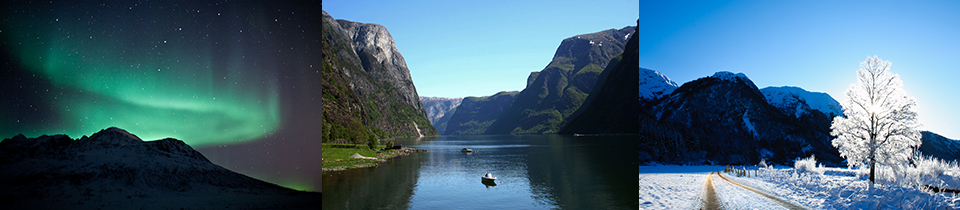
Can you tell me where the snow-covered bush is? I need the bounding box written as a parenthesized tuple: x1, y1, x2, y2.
(759, 158, 768, 168)
(916, 155, 954, 178)
(795, 155, 823, 175)
(908, 155, 960, 190)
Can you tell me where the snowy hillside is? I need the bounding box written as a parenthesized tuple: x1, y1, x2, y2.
(643, 71, 842, 166)
(760, 86, 843, 118)
(0, 127, 320, 209)
(920, 131, 960, 162)
(639, 67, 678, 101)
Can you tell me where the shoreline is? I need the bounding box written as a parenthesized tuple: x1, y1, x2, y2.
(322, 147, 427, 172)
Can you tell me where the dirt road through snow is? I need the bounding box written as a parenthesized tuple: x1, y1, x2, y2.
(702, 172, 721, 210)
(716, 172, 807, 210)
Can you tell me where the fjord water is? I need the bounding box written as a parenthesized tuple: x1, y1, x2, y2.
(322, 135, 636, 209)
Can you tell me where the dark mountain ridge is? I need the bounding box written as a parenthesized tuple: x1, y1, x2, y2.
(919, 131, 960, 162)
(0, 127, 319, 209)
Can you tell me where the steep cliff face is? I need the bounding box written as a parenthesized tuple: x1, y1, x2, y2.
(336, 20, 425, 114)
(444, 91, 518, 135)
(484, 27, 636, 134)
(322, 10, 436, 141)
(559, 26, 640, 135)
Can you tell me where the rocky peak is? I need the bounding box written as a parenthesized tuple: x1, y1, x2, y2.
(335, 20, 423, 112)
(322, 10, 437, 137)
(552, 27, 636, 71)
(70, 127, 143, 151)
(711, 71, 758, 91)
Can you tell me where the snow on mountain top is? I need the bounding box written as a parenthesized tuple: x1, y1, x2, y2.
(760, 86, 843, 118)
(710, 71, 759, 91)
(639, 68, 679, 101)
(711, 71, 749, 83)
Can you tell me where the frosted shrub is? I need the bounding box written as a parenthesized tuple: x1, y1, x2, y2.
(917, 156, 952, 178)
(912, 155, 960, 189)
(759, 158, 768, 168)
(795, 155, 823, 175)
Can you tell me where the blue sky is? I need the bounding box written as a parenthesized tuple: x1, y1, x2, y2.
(640, 1, 960, 139)
(322, 0, 639, 98)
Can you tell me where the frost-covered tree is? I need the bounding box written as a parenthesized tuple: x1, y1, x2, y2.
(830, 56, 921, 185)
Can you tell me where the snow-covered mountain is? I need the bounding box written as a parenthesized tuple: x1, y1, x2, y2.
(641, 71, 841, 166)
(0, 127, 320, 209)
(760, 86, 843, 118)
(639, 67, 678, 102)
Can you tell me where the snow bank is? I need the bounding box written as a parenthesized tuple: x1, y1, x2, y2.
(731, 166, 960, 209)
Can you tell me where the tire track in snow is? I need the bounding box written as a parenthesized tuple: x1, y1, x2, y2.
(702, 172, 721, 210)
(716, 172, 807, 210)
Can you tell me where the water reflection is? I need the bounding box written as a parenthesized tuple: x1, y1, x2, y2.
(321, 150, 424, 209)
(322, 135, 635, 209)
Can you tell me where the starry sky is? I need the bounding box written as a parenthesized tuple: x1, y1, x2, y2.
(1, 1, 322, 191)
(640, 1, 960, 139)
(323, 0, 639, 98)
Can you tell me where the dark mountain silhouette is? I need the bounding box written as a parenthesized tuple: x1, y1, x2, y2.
(0, 127, 320, 209)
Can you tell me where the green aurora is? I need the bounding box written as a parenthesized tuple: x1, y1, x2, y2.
(1, 3, 282, 146)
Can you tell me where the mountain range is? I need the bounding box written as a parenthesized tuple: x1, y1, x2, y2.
(637, 68, 960, 166)
(639, 71, 843, 165)
(443, 26, 636, 135)
(322, 10, 437, 142)
(0, 127, 320, 209)
(419, 96, 463, 134)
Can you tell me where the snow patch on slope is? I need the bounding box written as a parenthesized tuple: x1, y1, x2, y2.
(639, 68, 679, 101)
(760, 86, 843, 118)
(742, 110, 759, 139)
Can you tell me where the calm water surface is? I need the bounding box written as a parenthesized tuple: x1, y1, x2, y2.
(322, 135, 636, 209)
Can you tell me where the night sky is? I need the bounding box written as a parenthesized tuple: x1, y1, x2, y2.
(1, 1, 323, 191)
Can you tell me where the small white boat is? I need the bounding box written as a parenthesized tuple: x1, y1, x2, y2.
(481, 173, 497, 180)
(461, 148, 473, 152)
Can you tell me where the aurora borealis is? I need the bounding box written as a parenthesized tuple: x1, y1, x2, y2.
(2, 1, 323, 191)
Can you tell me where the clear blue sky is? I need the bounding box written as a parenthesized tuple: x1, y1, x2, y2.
(322, 0, 639, 98)
(640, 1, 960, 139)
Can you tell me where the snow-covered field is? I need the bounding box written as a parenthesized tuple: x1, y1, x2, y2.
(640, 165, 960, 209)
(638, 165, 718, 209)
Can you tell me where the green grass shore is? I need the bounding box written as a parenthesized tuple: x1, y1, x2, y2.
(322, 143, 420, 171)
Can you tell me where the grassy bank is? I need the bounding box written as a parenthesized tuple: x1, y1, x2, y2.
(322, 143, 420, 171)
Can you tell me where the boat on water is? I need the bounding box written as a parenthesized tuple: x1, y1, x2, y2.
(461, 148, 472, 152)
(481, 173, 497, 180)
